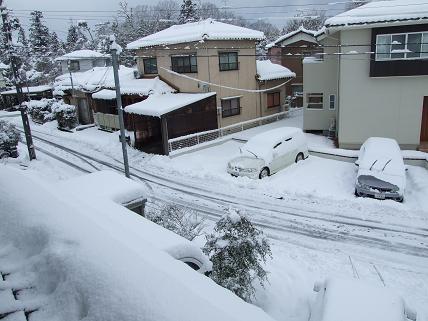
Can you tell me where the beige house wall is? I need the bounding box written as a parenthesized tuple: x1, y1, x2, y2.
(257, 79, 288, 117)
(136, 40, 288, 128)
(338, 29, 428, 150)
(303, 36, 339, 132)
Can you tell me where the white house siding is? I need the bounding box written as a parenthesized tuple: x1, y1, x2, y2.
(338, 28, 428, 149)
(60, 59, 107, 74)
(303, 36, 339, 132)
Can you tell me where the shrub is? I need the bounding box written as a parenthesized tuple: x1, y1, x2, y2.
(0, 120, 20, 158)
(52, 101, 78, 130)
(25, 99, 56, 124)
(203, 208, 272, 302)
(145, 202, 205, 241)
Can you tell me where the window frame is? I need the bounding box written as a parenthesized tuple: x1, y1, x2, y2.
(375, 31, 428, 61)
(68, 60, 80, 72)
(329, 94, 335, 110)
(267, 91, 281, 108)
(307, 93, 324, 110)
(218, 52, 239, 71)
(171, 54, 198, 73)
(143, 57, 158, 74)
(221, 97, 241, 118)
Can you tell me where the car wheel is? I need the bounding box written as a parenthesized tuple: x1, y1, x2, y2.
(396, 196, 404, 203)
(354, 189, 360, 197)
(259, 167, 270, 179)
(295, 152, 304, 163)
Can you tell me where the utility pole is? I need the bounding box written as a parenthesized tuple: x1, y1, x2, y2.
(110, 35, 130, 178)
(0, 0, 36, 160)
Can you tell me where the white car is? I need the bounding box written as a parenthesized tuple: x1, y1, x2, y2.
(227, 127, 309, 179)
(310, 278, 417, 321)
(355, 137, 406, 202)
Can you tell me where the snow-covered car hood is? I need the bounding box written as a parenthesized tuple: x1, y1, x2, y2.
(228, 156, 265, 170)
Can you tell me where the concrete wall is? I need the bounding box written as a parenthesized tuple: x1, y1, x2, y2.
(303, 36, 339, 132)
(338, 29, 428, 150)
(136, 40, 264, 128)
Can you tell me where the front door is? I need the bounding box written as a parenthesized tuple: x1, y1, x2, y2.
(421, 97, 428, 142)
(77, 98, 92, 125)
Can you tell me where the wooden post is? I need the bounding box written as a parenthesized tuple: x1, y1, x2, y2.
(161, 116, 169, 156)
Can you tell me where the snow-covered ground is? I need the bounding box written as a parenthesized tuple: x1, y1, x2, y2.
(1, 109, 428, 321)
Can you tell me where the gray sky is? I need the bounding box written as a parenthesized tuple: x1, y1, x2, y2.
(6, 0, 345, 38)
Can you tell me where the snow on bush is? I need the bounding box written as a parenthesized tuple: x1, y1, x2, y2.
(24, 98, 56, 124)
(145, 201, 205, 241)
(0, 120, 20, 157)
(52, 100, 78, 130)
(203, 208, 272, 303)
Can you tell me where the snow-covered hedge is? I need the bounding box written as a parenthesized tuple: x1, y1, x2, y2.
(52, 100, 78, 130)
(0, 120, 20, 158)
(24, 98, 56, 124)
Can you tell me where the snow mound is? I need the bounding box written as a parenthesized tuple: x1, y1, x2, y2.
(127, 18, 265, 49)
(0, 167, 274, 321)
(256, 60, 296, 81)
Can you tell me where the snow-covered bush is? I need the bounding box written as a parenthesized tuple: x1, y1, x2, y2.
(145, 202, 205, 241)
(52, 101, 78, 130)
(25, 98, 55, 124)
(0, 120, 20, 158)
(203, 208, 272, 302)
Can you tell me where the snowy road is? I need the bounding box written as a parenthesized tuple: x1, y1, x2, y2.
(21, 129, 428, 261)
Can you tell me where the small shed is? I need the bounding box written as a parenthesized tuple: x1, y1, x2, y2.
(1, 85, 53, 109)
(124, 92, 217, 155)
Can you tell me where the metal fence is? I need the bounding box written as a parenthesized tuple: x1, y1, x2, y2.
(168, 109, 297, 153)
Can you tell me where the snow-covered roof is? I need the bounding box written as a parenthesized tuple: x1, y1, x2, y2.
(256, 60, 296, 81)
(325, 0, 428, 29)
(0, 62, 9, 69)
(0, 167, 274, 321)
(55, 49, 110, 61)
(125, 92, 216, 117)
(54, 66, 175, 95)
(92, 89, 117, 100)
(319, 278, 406, 321)
(266, 26, 317, 49)
(127, 18, 265, 49)
(1, 85, 52, 95)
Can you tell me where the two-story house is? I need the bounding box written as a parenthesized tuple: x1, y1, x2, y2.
(303, 0, 428, 151)
(126, 19, 295, 129)
(266, 27, 321, 107)
(55, 50, 111, 74)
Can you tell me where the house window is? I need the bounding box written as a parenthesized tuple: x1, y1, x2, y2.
(307, 93, 323, 109)
(68, 60, 80, 72)
(219, 52, 238, 71)
(267, 92, 281, 108)
(171, 54, 197, 73)
(143, 57, 158, 74)
(376, 32, 428, 61)
(329, 94, 335, 110)
(221, 97, 240, 118)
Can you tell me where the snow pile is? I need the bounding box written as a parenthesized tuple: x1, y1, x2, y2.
(124, 92, 216, 117)
(265, 26, 317, 49)
(1, 85, 52, 95)
(0, 167, 275, 321)
(127, 18, 265, 49)
(54, 66, 175, 96)
(256, 60, 296, 81)
(55, 49, 110, 61)
(325, 0, 428, 28)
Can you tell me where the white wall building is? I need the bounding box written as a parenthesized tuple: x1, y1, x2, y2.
(55, 49, 111, 74)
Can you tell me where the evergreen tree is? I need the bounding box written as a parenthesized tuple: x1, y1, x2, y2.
(203, 209, 272, 302)
(179, 0, 199, 24)
(66, 24, 90, 51)
(28, 11, 51, 55)
(284, 10, 326, 33)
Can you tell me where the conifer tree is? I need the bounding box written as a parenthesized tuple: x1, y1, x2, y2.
(178, 0, 199, 24)
(28, 11, 51, 55)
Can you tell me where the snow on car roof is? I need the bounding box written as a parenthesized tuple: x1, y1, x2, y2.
(362, 137, 403, 159)
(54, 66, 175, 95)
(55, 49, 110, 61)
(321, 278, 405, 321)
(0, 167, 274, 321)
(124, 92, 216, 117)
(127, 18, 265, 49)
(265, 26, 317, 49)
(56, 170, 145, 205)
(256, 60, 296, 81)
(325, 0, 428, 29)
(1, 85, 52, 95)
